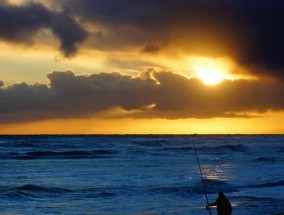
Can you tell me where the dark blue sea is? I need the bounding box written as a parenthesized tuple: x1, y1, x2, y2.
(0, 135, 284, 215)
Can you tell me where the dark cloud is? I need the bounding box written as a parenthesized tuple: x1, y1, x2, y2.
(150, 72, 284, 118)
(141, 42, 161, 54)
(0, 71, 157, 122)
(54, 0, 284, 78)
(0, 70, 283, 123)
(0, 2, 88, 57)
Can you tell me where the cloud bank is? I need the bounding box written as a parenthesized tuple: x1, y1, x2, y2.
(0, 71, 283, 123)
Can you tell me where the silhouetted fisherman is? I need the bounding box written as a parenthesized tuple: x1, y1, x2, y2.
(206, 192, 232, 215)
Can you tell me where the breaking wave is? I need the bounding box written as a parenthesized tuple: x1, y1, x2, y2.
(9, 150, 117, 159)
(213, 144, 248, 152)
(246, 180, 284, 188)
(0, 184, 72, 200)
(150, 179, 238, 196)
(193, 179, 239, 194)
(254, 156, 277, 162)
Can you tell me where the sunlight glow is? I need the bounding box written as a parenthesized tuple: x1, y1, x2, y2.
(1, 111, 284, 134)
(195, 65, 225, 85)
(189, 56, 231, 85)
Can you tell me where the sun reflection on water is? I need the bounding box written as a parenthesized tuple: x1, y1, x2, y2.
(202, 164, 234, 181)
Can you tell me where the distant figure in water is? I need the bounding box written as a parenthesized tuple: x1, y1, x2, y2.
(206, 192, 232, 215)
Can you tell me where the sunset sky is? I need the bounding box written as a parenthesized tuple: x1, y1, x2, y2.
(0, 0, 283, 134)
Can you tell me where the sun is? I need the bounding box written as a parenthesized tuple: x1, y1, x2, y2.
(195, 65, 225, 85)
(189, 57, 230, 85)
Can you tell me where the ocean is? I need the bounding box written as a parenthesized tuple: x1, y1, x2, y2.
(0, 135, 283, 215)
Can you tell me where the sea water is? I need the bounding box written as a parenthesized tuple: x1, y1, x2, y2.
(0, 135, 283, 215)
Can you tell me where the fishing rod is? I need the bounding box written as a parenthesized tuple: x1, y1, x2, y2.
(191, 135, 212, 215)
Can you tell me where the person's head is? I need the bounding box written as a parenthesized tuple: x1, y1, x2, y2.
(219, 191, 225, 197)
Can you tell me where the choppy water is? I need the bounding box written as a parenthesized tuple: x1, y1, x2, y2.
(0, 135, 284, 215)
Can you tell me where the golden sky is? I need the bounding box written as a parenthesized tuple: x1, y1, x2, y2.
(0, 0, 283, 134)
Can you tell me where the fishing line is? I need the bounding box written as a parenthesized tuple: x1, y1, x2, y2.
(191, 135, 212, 215)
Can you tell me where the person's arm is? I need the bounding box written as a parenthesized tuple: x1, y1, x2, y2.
(206, 201, 217, 209)
(208, 202, 217, 207)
